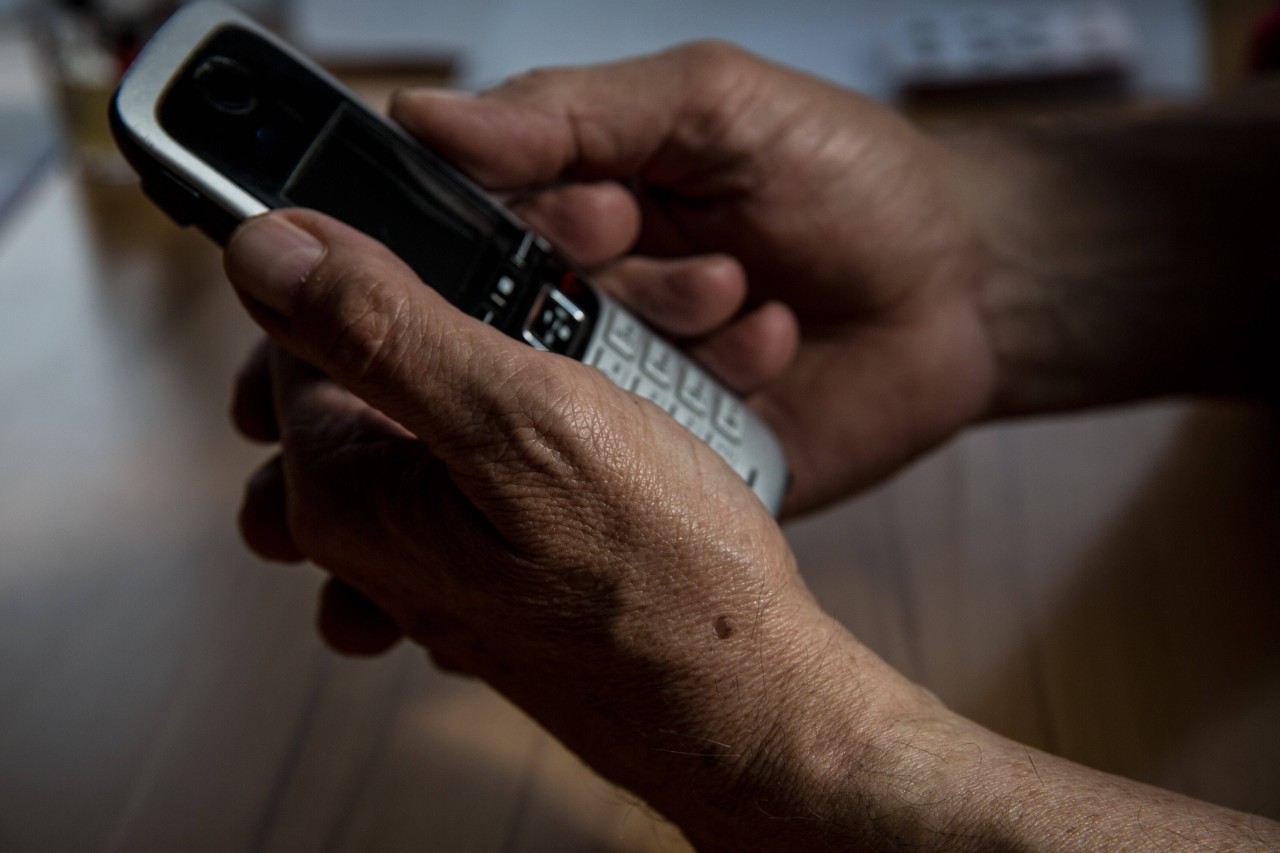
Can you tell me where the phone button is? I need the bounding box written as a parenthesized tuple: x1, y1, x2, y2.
(523, 285, 585, 353)
(591, 344, 634, 386)
(713, 396, 746, 444)
(677, 368, 713, 415)
(641, 338, 678, 388)
(512, 232, 536, 268)
(606, 309, 643, 358)
(708, 432, 743, 468)
(142, 171, 201, 226)
(630, 374, 673, 409)
(668, 401, 707, 436)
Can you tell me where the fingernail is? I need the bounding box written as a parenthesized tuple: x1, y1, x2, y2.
(227, 215, 326, 315)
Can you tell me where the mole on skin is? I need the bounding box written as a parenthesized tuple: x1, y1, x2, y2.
(714, 615, 736, 640)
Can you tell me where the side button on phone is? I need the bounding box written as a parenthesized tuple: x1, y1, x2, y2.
(142, 171, 239, 243)
(142, 171, 201, 226)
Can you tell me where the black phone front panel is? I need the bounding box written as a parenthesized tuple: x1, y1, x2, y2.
(155, 25, 598, 358)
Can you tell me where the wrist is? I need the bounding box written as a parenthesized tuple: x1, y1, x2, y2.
(503, 587, 911, 850)
(659, 612, 971, 851)
(945, 98, 1280, 417)
(474, 547, 883, 846)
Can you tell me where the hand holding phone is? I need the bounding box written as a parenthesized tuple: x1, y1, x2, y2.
(110, 1, 789, 514)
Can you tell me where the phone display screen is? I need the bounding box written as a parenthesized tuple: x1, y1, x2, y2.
(282, 105, 489, 292)
(157, 27, 514, 302)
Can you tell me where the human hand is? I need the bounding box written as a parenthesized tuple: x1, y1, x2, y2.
(388, 43, 999, 516)
(223, 213, 1280, 850)
(220, 44, 1280, 845)
(221, 114, 1280, 853)
(224, 208, 947, 846)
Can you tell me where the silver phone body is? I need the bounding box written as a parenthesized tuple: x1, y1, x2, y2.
(112, 1, 789, 515)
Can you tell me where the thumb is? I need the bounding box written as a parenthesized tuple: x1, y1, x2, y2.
(223, 208, 614, 484)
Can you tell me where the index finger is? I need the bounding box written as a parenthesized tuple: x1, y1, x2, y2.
(388, 42, 763, 190)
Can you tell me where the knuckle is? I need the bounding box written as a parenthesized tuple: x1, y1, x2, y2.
(493, 65, 579, 112)
(509, 379, 671, 523)
(665, 42, 769, 171)
(502, 65, 561, 93)
(679, 39, 751, 73)
(298, 258, 424, 389)
(461, 367, 589, 476)
(453, 368, 618, 494)
(677, 40, 755, 101)
(325, 297, 413, 388)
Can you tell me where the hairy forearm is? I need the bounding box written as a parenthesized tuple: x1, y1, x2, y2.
(862, 713, 1279, 851)
(950, 82, 1280, 418)
(655, 627, 1280, 851)
(431, 536, 1275, 849)
(490, 574, 1278, 852)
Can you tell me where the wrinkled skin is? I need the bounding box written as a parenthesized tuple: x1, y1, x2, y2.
(225, 43, 1280, 851)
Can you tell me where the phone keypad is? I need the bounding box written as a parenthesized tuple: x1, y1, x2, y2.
(605, 309, 643, 358)
(713, 395, 746, 443)
(629, 373, 672, 409)
(677, 369, 713, 415)
(593, 344, 633, 385)
(641, 338, 679, 388)
(586, 303, 747, 469)
(708, 431, 744, 469)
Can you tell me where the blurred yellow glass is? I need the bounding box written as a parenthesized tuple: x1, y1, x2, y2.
(39, 1, 175, 182)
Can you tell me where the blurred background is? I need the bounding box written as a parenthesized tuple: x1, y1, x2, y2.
(0, 0, 1253, 218)
(0, 2, 1277, 851)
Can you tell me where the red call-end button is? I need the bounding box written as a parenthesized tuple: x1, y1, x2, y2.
(560, 272, 581, 297)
